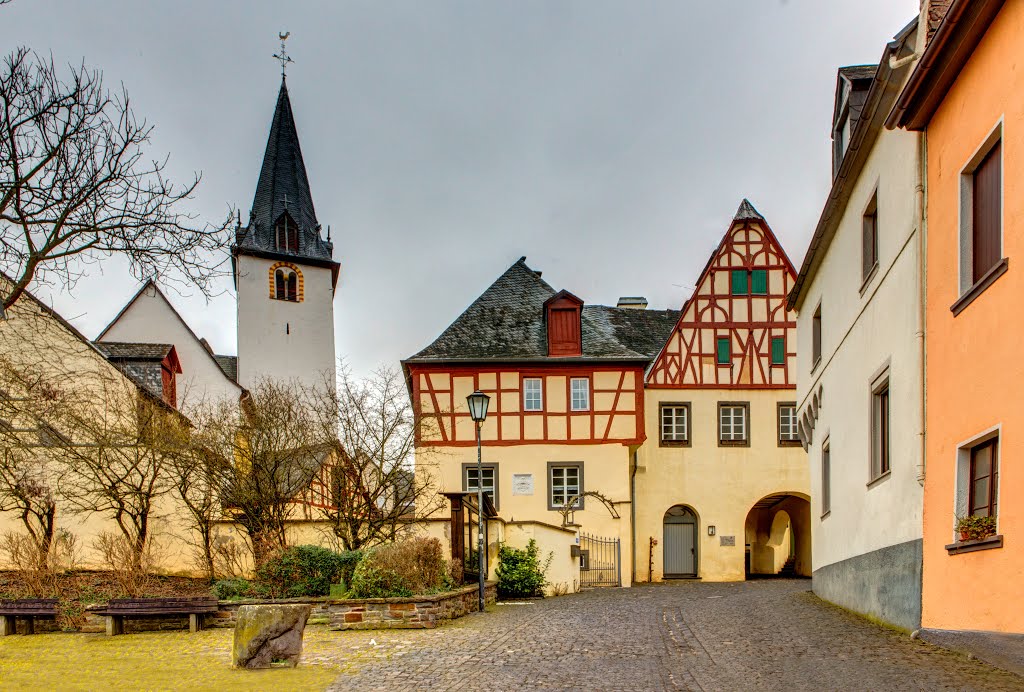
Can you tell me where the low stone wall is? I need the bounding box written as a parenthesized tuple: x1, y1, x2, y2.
(211, 582, 497, 631)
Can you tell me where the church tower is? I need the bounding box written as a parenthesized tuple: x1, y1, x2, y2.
(232, 78, 340, 391)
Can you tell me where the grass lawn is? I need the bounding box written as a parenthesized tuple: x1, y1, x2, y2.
(0, 625, 340, 691)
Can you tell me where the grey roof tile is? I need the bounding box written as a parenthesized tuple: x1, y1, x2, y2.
(213, 355, 238, 383)
(93, 342, 174, 361)
(406, 258, 679, 363)
(734, 198, 765, 222)
(234, 80, 334, 263)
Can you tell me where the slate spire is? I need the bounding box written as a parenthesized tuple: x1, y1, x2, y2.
(234, 78, 334, 262)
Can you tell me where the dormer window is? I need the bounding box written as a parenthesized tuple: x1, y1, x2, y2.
(275, 212, 299, 253)
(275, 267, 298, 302)
(544, 290, 583, 357)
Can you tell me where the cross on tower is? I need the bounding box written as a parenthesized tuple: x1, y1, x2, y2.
(280, 193, 289, 209)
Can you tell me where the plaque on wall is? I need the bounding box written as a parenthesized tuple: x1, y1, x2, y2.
(720, 535, 736, 547)
(512, 474, 534, 495)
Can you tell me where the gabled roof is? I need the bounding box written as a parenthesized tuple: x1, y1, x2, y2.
(97, 279, 242, 388)
(233, 79, 335, 265)
(404, 257, 679, 364)
(94, 342, 175, 362)
(733, 198, 765, 222)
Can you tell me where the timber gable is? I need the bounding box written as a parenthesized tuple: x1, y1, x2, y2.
(646, 200, 798, 389)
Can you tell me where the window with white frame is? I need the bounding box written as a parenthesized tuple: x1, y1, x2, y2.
(548, 463, 582, 509)
(463, 463, 498, 508)
(570, 378, 590, 411)
(523, 378, 543, 412)
(718, 403, 749, 445)
(778, 403, 799, 445)
(952, 430, 1001, 548)
(660, 403, 690, 445)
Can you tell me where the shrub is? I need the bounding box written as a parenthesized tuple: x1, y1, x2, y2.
(254, 545, 361, 598)
(347, 537, 451, 598)
(956, 514, 997, 541)
(496, 539, 550, 599)
(212, 579, 257, 600)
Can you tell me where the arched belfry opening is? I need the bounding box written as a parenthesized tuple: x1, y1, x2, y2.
(663, 505, 699, 578)
(275, 211, 299, 253)
(744, 493, 811, 578)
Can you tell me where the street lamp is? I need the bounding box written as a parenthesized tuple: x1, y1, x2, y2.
(466, 390, 490, 614)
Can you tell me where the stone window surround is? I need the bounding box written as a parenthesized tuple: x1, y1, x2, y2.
(547, 461, 584, 511)
(777, 402, 800, 447)
(462, 462, 499, 510)
(947, 424, 1003, 555)
(955, 119, 1005, 308)
(718, 401, 750, 448)
(659, 402, 691, 447)
(868, 360, 891, 486)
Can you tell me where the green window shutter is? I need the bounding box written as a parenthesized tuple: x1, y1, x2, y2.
(716, 337, 731, 364)
(731, 269, 748, 295)
(771, 337, 785, 364)
(751, 269, 768, 294)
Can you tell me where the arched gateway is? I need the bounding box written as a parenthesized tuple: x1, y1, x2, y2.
(663, 505, 698, 578)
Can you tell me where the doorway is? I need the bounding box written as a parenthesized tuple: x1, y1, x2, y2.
(663, 505, 698, 578)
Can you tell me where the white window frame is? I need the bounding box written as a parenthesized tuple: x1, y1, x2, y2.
(718, 403, 748, 445)
(953, 425, 1001, 540)
(570, 377, 590, 411)
(523, 377, 543, 412)
(660, 403, 690, 445)
(958, 119, 1004, 295)
(548, 463, 582, 510)
(778, 403, 799, 444)
(463, 463, 498, 509)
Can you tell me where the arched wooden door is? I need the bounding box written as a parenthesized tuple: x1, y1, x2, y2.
(663, 505, 698, 578)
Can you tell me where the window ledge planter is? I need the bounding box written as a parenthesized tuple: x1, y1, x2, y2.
(945, 534, 1003, 555)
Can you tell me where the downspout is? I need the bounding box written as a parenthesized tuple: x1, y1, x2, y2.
(916, 129, 928, 486)
(630, 449, 638, 585)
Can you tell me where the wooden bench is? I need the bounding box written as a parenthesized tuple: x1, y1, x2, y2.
(0, 598, 58, 635)
(94, 597, 219, 636)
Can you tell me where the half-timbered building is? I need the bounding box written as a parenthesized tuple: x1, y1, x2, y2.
(405, 200, 809, 587)
(636, 200, 809, 582)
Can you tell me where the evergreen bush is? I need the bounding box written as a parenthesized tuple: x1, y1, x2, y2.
(495, 539, 550, 598)
(254, 545, 362, 598)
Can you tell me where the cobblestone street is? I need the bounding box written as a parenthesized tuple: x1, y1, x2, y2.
(327, 580, 1023, 691)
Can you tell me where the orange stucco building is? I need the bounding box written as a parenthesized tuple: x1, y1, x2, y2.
(892, 0, 1023, 634)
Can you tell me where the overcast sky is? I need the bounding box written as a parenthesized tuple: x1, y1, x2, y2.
(4, 0, 918, 377)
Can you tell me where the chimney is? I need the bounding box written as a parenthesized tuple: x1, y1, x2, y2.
(616, 297, 648, 310)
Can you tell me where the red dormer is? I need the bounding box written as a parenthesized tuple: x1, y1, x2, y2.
(544, 290, 583, 357)
(161, 346, 183, 409)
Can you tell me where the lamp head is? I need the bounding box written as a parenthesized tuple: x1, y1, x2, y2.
(466, 390, 490, 423)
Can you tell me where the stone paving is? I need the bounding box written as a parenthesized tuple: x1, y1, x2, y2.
(326, 580, 1024, 691)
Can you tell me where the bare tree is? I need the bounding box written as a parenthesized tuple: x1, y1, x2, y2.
(192, 379, 336, 565)
(319, 367, 444, 552)
(52, 376, 185, 570)
(0, 47, 230, 309)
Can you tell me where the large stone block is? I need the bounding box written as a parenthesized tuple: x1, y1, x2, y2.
(232, 604, 312, 669)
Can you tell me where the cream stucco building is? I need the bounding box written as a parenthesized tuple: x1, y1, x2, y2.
(406, 201, 810, 588)
(788, 17, 926, 630)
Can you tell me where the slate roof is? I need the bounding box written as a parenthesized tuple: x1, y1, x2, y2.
(233, 80, 334, 263)
(92, 342, 175, 400)
(733, 198, 765, 222)
(405, 258, 679, 363)
(838, 64, 878, 82)
(93, 342, 174, 361)
(213, 355, 238, 383)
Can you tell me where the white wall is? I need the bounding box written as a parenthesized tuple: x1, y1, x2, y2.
(795, 124, 924, 572)
(235, 255, 337, 390)
(99, 283, 242, 411)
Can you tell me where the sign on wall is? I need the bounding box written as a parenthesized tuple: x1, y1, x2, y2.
(512, 474, 534, 495)
(719, 535, 736, 547)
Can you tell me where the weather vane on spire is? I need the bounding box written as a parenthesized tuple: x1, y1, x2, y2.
(273, 31, 294, 78)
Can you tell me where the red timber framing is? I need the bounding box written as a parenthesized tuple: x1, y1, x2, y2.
(647, 218, 797, 389)
(408, 364, 646, 447)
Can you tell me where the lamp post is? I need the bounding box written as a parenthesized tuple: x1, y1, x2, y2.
(466, 390, 490, 614)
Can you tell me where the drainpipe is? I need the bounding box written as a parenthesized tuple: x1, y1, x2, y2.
(630, 449, 638, 585)
(916, 129, 928, 486)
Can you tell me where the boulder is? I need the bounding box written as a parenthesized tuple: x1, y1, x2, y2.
(232, 604, 312, 669)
